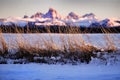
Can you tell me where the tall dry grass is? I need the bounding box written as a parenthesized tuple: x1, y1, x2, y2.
(0, 26, 119, 64)
(0, 30, 8, 55)
(100, 27, 117, 51)
(0, 27, 118, 54)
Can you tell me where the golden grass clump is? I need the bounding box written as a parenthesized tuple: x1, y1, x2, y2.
(0, 31, 8, 55)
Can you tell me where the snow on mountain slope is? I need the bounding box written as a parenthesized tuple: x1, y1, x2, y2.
(0, 8, 120, 27)
(73, 20, 96, 27)
(65, 13, 99, 27)
(21, 18, 36, 22)
(108, 18, 120, 27)
(35, 19, 66, 26)
(115, 19, 120, 24)
(1, 17, 28, 26)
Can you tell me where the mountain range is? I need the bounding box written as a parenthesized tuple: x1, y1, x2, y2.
(0, 8, 120, 27)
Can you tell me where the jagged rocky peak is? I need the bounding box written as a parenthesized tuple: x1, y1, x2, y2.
(82, 13, 95, 19)
(43, 8, 62, 19)
(115, 20, 120, 24)
(67, 12, 80, 20)
(0, 18, 6, 21)
(102, 18, 110, 22)
(100, 18, 110, 27)
(49, 7, 56, 12)
(31, 12, 44, 18)
(23, 15, 29, 18)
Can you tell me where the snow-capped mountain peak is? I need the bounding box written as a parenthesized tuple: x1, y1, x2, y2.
(67, 12, 80, 20)
(43, 8, 62, 19)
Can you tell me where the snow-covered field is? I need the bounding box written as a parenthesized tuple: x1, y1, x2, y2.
(0, 64, 120, 80)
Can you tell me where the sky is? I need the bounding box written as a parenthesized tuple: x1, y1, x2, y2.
(0, 0, 120, 19)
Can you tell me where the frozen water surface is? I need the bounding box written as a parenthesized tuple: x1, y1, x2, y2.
(0, 64, 120, 80)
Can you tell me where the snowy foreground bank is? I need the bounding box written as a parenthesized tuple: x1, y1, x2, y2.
(0, 34, 120, 80)
(0, 64, 120, 80)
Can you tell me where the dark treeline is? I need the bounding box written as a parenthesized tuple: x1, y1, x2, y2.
(0, 25, 120, 33)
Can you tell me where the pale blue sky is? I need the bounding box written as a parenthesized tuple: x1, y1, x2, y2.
(0, 0, 120, 19)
